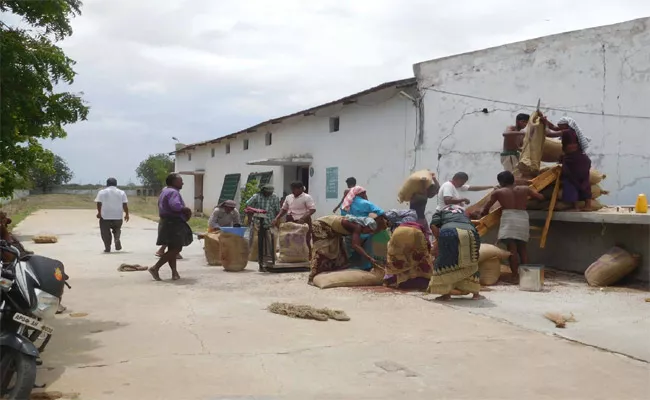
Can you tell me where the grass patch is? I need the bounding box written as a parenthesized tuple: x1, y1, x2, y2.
(1, 194, 209, 232)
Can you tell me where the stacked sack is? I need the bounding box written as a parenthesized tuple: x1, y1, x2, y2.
(478, 244, 511, 286)
(527, 168, 608, 211)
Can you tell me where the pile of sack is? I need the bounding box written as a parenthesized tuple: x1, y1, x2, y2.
(527, 167, 608, 211)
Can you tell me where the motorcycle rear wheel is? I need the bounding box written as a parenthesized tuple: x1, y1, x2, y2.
(0, 347, 37, 400)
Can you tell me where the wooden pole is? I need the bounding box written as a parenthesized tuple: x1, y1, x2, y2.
(540, 169, 561, 248)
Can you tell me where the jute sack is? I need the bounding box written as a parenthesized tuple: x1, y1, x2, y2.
(371, 229, 391, 266)
(478, 244, 511, 263)
(397, 170, 434, 203)
(559, 185, 607, 199)
(540, 184, 607, 200)
(517, 111, 546, 176)
(541, 138, 563, 163)
(203, 231, 222, 266)
(219, 232, 249, 272)
(585, 246, 640, 287)
(248, 225, 259, 261)
(554, 199, 604, 212)
(589, 169, 606, 185)
(32, 235, 58, 244)
(479, 257, 502, 286)
(312, 269, 383, 289)
(277, 222, 310, 263)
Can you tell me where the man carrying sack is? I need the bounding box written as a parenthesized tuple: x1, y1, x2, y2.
(274, 181, 316, 259)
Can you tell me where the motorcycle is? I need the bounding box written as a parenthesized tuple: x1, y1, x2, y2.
(0, 240, 69, 399)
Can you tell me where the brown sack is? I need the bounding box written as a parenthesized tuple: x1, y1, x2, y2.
(248, 225, 259, 261)
(397, 170, 434, 203)
(517, 111, 546, 176)
(32, 235, 58, 244)
(478, 244, 511, 263)
(541, 138, 563, 163)
(203, 232, 222, 266)
(589, 169, 606, 185)
(277, 222, 310, 263)
(585, 246, 641, 287)
(220, 232, 249, 272)
(312, 269, 383, 289)
(479, 257, 502, 286)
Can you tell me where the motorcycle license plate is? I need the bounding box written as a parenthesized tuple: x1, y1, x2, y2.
(12, 313, 54, 335)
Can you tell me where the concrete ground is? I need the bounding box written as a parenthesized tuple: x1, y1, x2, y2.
(13, 210, 650, 400)
(438, 271, 650, 362)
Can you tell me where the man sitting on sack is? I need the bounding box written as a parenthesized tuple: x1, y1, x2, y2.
(274, 181, 316, 258)
(208, 200, 241, 232)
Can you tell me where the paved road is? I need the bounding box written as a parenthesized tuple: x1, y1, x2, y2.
(15, 210, 650, 400)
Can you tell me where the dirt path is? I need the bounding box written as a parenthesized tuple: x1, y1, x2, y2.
(16, 210, 649, 400)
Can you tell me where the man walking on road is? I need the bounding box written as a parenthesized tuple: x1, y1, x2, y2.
(95, 178, 129, 252)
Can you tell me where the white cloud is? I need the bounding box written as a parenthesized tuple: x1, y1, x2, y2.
(18, 0, 648, 183)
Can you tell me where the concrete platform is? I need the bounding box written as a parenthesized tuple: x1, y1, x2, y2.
(526, 210, 649, 281)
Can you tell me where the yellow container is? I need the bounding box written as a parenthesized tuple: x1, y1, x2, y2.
(635, 194, 648, 214)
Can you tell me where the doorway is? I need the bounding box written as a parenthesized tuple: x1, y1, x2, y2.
(298, 166, 310, 193)
(194, 174, 204, 214)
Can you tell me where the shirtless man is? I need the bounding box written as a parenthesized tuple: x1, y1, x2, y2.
(501, 113, 529, 172)
(481, 171, 544, 283)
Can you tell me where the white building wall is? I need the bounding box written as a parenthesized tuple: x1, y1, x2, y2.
(414, 17, 650, 206)
(175, 87, 420, 217)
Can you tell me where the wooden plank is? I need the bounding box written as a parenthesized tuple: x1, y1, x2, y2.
(540, 169, 561, 248)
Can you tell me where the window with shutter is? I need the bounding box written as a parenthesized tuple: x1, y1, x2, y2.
(246, 171, 273, 187)
(218, 173, 241, 203)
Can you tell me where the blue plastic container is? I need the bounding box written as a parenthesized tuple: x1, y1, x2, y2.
(219, 227, 247, 237)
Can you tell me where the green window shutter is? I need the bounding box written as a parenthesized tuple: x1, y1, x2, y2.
(218, 173, 241, 203)
(259, 171, 273, 185)
(246, 171, 273, 187)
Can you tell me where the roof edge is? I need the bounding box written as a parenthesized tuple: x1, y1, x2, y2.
(176, 77, 416, 153)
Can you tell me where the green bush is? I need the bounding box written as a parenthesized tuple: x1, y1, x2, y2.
(240, 179, 259, 216)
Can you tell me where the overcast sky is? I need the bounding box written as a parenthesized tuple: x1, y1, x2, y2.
(32, 0, 650, 184)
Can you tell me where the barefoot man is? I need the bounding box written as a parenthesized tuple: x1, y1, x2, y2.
(501, 113, 529, 172)
(149, 173, 193, 281)
(481, 171, 544, 283)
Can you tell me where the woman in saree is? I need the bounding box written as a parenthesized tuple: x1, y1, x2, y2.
(340, 186, 384, 218)
(308, 214, 386, 284)
(542, 115, 593, 211)
(428, 205, 484, 301)
(383, 210, 433, 289)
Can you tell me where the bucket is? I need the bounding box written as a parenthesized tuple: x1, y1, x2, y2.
(519, 264, 544, 292)
(219, 227, 247, 237)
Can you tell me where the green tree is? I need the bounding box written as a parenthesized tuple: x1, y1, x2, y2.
(0, 0, 90, 198)
(136, 154, 175, 193)
(29, 152, 73, 192)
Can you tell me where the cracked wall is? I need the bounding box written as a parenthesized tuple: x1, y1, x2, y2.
(413, 17, 650, 206)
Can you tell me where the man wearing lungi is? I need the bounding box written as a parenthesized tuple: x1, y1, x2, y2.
(149, 173, 193, 281)
(501, 113, 529, 172)
(481, 171, 544, 283)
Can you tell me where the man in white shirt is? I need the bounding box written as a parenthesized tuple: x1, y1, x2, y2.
(436, 172, 494, 210)
(95, 178, 129, 252)
(273, 181, 316, 257)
